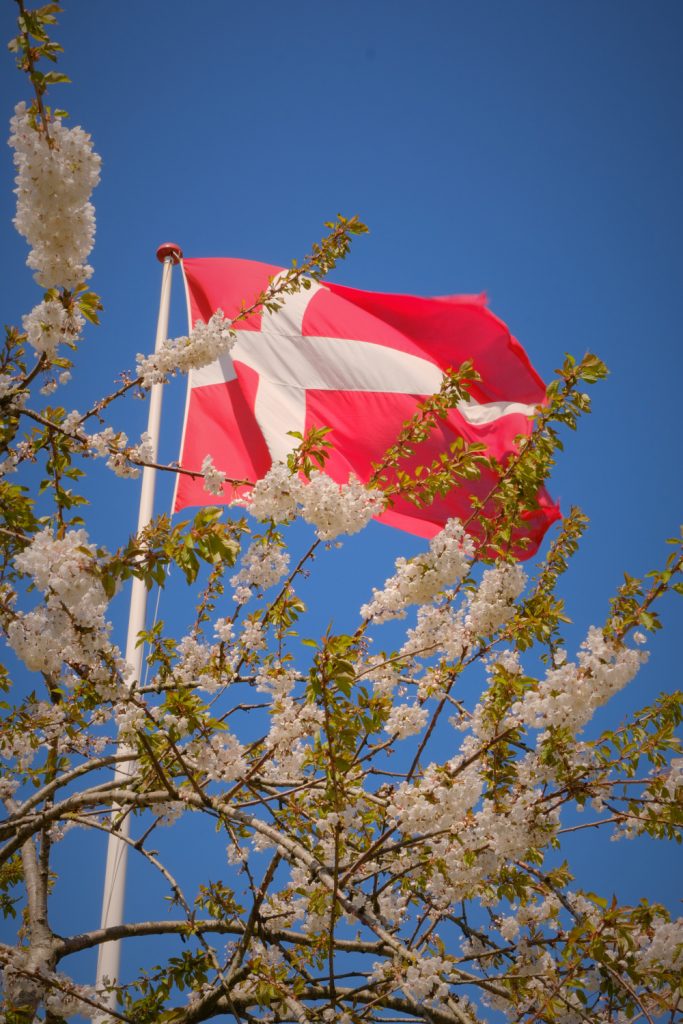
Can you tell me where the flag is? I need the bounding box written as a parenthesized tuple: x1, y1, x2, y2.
(175, 258, 560, 556)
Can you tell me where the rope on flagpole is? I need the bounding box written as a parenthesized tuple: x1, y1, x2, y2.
(95, 243, 183, 1016)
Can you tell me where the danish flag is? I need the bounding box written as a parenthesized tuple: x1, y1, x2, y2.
(174, 258, 559, 556)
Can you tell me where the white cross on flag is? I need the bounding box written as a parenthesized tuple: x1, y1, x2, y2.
(175, 258, 559, 556)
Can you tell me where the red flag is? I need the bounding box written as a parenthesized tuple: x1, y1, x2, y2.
(175, 258, 560, 556)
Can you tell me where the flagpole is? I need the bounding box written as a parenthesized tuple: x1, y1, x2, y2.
(95, 243, 183, 1011)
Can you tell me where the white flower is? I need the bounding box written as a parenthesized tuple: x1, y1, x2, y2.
(201, 454, 227, 496)
(499, 916, 520, 941)
(465, 562, 526, 636)
(22, 298, 84, 359)
(230, 538, 289, 604)
(298, 472, 384, 540)
(389, 759, 484, 837)
(87, 426, 143, 478)
(186, 731, 246, 782)
(385, 701, 428, 739)
(662, 757, 683, 798)
(214, 617, 234, 643)
(130, 431, 155, 465)
(137, 310, 234, 386)
(401, 954, 450, 1005)
(7, 528, 112, 675)
(245, 462, 303, 523)
(239, 618, 266, 652)
(513, 626, 646, 736)
(635, 917, 683, 971)
(361, 518, 474, 622)
(246, 463, 383, 539)
(10, 102, 100, 288)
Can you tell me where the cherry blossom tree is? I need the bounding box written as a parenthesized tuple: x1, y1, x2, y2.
(1, 5, 681, 1024)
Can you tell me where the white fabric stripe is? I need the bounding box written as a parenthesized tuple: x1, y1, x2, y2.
(237, 331, 444, 393)
(190, 350, 237, 389)
(458, 398, 538, 424)
(254, 382, 307, 463)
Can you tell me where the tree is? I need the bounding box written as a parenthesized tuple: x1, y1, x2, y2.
(1, 4, 681, 1023)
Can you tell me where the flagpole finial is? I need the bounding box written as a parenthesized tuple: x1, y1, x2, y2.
(156, 242, 183, 264)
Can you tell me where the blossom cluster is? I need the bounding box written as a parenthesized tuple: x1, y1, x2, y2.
(635, 917, 683, 971)
(384, 700, 428, 738)
(136, 310, 234, 386)
(22, 297, 84, 359)
(201, 454, 227, 495)
(85, 425, 152, 479)
(389, 758, 484, 837)
(465, 561, 526, 634)
(370, 955, 452, 1009)
(230, 537, 290, 604)
(361, 518, 474, 622)
(514, 626, 646, 735)
(129, 431, 155, 465)
(246, 462, 384, 540)
(9, 102, 100, 289)
(401, 954, 451, 1006)
(185, 731, 246, 783)
(7, 528, 112, 676)
(263, 695, 324, 778)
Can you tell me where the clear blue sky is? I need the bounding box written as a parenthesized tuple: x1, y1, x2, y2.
(1, 0, 682, 1005)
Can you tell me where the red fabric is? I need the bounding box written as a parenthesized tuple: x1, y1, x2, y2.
(175, 258, 560, 556)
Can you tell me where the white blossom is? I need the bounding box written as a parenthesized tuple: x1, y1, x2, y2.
(0, 452, 19, 476)
(255, 664, 299, 697)
(389, 758, 484, 836)
(401, 602, 467, 662)
(385, 701, 428, 738)
(662, 757, 683, 798)
(214, 617, 234, 644)
(61, 409, 84, 435)
(129, 431, 155, 465)
(201, 454, 227, 495)
(361, 518, 474, 622)
(186, 731, 246, 782)
(137, 310, 234, 386)
(401, 954, 450, 1006)
(514, 626, 646, 735)
(22, 298, 84, 359)
(7, 529, 113, 675)
(245, 462, 383, 538)
(635, 917, 683, 971)
(10, 102, 100, 288)
(245, 461, 303, 522)
(298, 471, 384, 540)
(231, 537, 290, 604)
(262, 696, 324, 778)
(465, 562, 526, 635)
(169, 634, 214, 690)
(239, 618, 266, 652)
(499, 916, 520, 941)
(13, 528, 103, 627)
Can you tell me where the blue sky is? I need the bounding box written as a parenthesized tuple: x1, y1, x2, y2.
(1, 0, 682, 1006)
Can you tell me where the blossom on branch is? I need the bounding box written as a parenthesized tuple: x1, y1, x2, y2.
(10, 102, 100, 289)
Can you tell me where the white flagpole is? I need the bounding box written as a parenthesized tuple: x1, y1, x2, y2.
(95, 243, 183, 1011)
